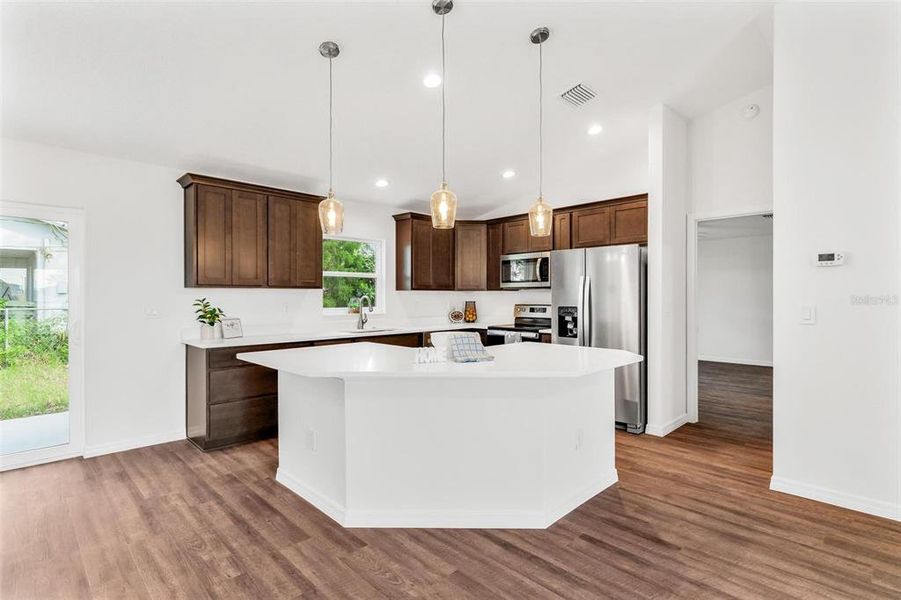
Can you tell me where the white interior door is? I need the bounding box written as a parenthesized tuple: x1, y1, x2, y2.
(0, 201, 84, 470)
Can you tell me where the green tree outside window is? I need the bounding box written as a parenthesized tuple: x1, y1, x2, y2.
(322, 239, 380, 311)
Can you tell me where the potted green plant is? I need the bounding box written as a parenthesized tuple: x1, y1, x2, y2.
(193, 298, 225, 340)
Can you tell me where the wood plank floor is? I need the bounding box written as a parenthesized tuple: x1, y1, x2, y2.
(2, 362, 900, 599)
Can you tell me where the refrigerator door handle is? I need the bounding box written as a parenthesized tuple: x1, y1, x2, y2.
(577, 275, 585, 346)
(583, 275, 592, 346)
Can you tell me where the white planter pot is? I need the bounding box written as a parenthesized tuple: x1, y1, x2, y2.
(200, 323, 221, 340)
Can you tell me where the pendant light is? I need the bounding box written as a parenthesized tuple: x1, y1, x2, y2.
(528, 27, 553, 237)
(429, 0, 457, 229)
(318, 41, 344, 235)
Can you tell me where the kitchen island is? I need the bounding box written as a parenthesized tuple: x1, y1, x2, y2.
(238, 342, 642, 529)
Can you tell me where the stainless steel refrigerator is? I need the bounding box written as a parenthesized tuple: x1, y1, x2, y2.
(551, 244, 647, 433)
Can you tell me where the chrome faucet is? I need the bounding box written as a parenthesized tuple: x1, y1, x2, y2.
(356, 295, 373, 330)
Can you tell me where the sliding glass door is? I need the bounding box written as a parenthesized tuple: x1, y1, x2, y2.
(0, 202, 84, 470)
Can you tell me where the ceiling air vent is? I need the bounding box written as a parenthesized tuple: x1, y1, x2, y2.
(560, 83, 596, 107)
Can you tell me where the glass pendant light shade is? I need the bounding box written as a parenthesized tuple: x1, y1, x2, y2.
(430, 1, 457, 229)
(318, 41, 344, 235)
(528, 196, 553, 237)
(430, 182, 458, 229)
(318, 190, 344, 235)
(528, 27, 553, 239)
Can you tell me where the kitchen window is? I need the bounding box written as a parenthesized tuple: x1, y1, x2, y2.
(322, 237, 384, 315)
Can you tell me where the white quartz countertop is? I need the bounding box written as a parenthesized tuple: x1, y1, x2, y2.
(237, 341, 642, 379)
(183, 322, 487, 349)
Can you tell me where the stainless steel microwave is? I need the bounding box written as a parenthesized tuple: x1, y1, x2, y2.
(500, 252, 551, 289)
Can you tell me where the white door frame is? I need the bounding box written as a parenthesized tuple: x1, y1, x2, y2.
(0, 200, 85, 471)
(686, 208, 772, 422)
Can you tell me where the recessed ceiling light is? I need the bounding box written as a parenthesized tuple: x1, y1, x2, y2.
(375, 178, 389, 188)
(502, 170, 516, 179)
(587, 124, 604, 136)
(423, 73, 442, 88)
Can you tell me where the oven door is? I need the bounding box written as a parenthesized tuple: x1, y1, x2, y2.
(500, 252, 551, 289)
(486, 329, 541, 345)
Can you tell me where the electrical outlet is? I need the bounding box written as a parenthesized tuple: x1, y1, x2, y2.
(307, 427, 317, 452)
(575, 428, 584, 451)
(143, 307, 161, 319)
(800, 305, 816, 325)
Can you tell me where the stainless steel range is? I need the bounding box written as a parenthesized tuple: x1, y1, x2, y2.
(486, 304, 551, 345)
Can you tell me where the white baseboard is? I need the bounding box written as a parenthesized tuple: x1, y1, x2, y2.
(770, 476, 900, 522)
(698, 355, 773, 367)
(645, 413, 690, 437)
(276, 468, 618, 529)
(276, 468, 347, 526)
(83, 429, 185, 458)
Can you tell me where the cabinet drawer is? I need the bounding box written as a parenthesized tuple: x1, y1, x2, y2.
(364, 333, 421, 347)
(208, 365, 277, 404)
(208, 342, 310, 369)
(208, 395, 277, 447)
(313, 338, 353, 346)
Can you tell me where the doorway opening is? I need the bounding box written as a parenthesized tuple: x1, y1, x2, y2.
(0, 202, 84, 470)
(687, 212, 773, 428)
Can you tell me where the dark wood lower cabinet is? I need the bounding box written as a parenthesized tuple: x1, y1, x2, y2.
(208, 396, 278, 448)
(187, 330, 477, 451)
(187, 341, 310, 451)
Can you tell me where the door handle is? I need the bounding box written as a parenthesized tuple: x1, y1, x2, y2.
(583, 276, 591, 346)
(577, 275, 585, 346)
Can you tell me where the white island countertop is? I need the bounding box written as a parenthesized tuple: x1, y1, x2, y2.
(237, 341, 641, 379)
(183, 321, 486, 349)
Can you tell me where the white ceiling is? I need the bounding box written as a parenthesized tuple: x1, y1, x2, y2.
(2, 1, 773, 219)
(698, 214, 773, 240)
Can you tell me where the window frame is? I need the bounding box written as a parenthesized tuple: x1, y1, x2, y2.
(322, 235, 386, 316)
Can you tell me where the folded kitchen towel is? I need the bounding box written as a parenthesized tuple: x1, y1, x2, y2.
(447, 332, 495, 363)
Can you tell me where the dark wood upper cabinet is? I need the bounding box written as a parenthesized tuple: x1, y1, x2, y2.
(431, 227, 455, 290)
(194, 185, 232, 286)
(294, 200, 323, 288)
(502, 218, 530, 254)
(502, 216, 552, 253)
(267, 196, 294, 287)
(486, 222, 503, 290)
(230, 190, 268, 286)
(267, 195, 323, 288)
(610, 200, 648, 245)
(411, 217, 434, 289)
(395, 213, 455, 291)
(455, 222, 487, 290)
(529, 229, 552, 252)
(553, 211, 572, 250)
(181, 173, 324, 288)
(571, 205, 612, 248)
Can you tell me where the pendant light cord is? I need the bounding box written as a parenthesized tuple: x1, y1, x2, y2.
(328, 55, 334, 193)
(441, 13, 447, 184)
(538, 40, 543, 200)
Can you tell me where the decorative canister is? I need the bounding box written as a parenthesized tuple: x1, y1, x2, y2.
(463, 301, 477, 323)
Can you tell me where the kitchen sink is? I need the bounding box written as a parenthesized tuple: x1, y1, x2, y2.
(342, 327, 399, 334)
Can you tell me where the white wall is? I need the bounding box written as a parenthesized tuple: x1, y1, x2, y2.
(1, 138, 549, 457)
(697, 233, 773, 366)
(647, 104, 690, 437)
(690, 85, 773, 217)
(771, 3, 900, 520)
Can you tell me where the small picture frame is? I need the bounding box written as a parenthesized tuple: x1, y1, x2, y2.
(220, 318, 243, 339)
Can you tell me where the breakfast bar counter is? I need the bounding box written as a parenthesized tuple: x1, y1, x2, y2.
(238, 342, 642, 529)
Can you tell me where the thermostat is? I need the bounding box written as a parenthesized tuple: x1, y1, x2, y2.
(816, 251, 844, 266)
